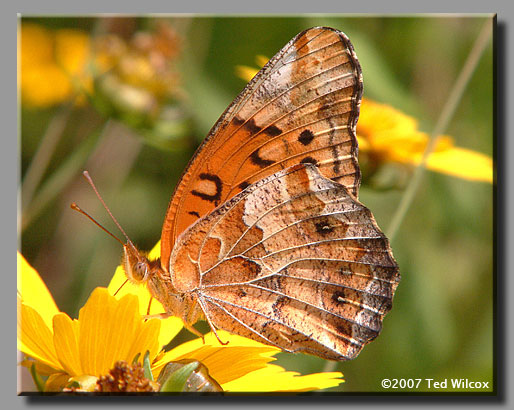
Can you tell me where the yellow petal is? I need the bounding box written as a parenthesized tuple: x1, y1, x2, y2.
(148, 240, 161, 260)
(19, 23, 85, 108)
(20, 358, 60, 376)
(17, 298, 61, 371)
(68, 375, 98, 392)
(425, 146, 493, 183)
(19, 23, 53, 66)
(54, 29, 90, 75)
(83, 289, 135, 375)
(357, 98, 493, 184)
(53, 313, 82, 376)
(161, 330, 280, 358)
(77, 287, 163, 376)
(386, 136, 494, 183)
(223, 364, 344, 392)
(77, 288, 119, 375)
(153, 331, 280, 383)
(356, 135, 371, 151)
(21, 64, 73, 107)
(234, 55, 267, 83)
(358, 98, 418, 140)
(235, 65, 259, 83)
(374, 132, 454, 159)
(156, 345, 278, 385)
(108, 267, 183, 348)
(154, 329, 344, 392)
(17, 252, 59, 329)
(255, 55, 269, 67)
(45, 373, 71, 392)
(125, 318, 162, 367)
(107, 241, 183, 347)
(106, 292, 143, 367)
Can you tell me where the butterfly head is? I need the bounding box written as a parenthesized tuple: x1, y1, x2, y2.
(122, 243, 152, 284)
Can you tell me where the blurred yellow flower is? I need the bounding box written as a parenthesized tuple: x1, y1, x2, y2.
(235, 55, 269, 83)
(18, 251, 344, 393)
(19, 23, 93, 107)
(357, 98, 493, 184)
(19, 22, 181, 111)
(236, 61, 493, 184)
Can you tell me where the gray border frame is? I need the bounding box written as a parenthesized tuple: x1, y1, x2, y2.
(10, 2, 511, 409)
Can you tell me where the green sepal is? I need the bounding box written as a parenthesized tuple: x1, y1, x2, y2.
(29, 363, 45, 393)
(158, 361, 199, 392)
(132, 352, 141, 365)
(143, 350, 153, 381)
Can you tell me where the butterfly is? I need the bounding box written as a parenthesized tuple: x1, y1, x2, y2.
(114, 27, 399, 361)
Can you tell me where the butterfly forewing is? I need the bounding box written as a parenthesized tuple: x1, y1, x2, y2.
(161, 27, 363, 269)
(168, 164, 399, 361)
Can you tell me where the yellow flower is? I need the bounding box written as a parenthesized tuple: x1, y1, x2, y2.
(18, 251, 344, 393)
(357, 98, 493, 184)
(235, 55, 269, 83)
(19, 23, 93, 107)
(236, 62, 493, 184)
(152, 331, 344, 392)
(17, 252, 179, 392)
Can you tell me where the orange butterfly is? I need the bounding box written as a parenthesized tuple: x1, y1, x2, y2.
(92, 27, 400, 361)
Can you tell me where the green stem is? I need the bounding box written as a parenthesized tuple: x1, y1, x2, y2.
(386, 20, 493, 241)
(21, 121, 110, 231)
(322, 19, 492, 376)
(29, 363, 45, 392)
(21, 104, 72, 212)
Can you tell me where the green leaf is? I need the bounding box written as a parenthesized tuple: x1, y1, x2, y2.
(132, 352, 141, 365)
(158, 361, 199, 392)
(21, 121, 106, 231)
(143, 351, 153, 381)
(29, 363, 45, 393)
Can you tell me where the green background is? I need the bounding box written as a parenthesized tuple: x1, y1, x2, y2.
(20, 15, 494, 393)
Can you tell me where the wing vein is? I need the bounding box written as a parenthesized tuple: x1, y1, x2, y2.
(213, 62, 356, 166)
(258, 238, 392, 260)
(206, 281, 383, 325)
(198, 184, 351, 275)
(202, 292, 363, 350)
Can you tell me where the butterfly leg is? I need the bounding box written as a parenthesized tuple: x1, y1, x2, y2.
(146, 297, 153, 316)
(144, 312, 172, 320)
(143, 310, 207, 344)
(195, 297, 229, 346)
(181, 298, 207, 343)
(209, 326, 229, 346)
(183, 322, 206, 343)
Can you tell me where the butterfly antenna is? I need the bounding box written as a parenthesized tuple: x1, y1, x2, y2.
(146, 297, 153, 316)
(79, 171, 135, 246)
(113, 279, 129, 297)
(70, 202, 125, 247)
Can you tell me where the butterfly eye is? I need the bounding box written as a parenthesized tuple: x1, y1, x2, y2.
(132, 261, 149, 282)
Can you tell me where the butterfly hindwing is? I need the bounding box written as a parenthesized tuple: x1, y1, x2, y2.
(168, 164, 399, 361)
(161, 27, 363, 270)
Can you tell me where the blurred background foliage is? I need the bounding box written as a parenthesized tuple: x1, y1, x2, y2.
(19, 16, 494, 392)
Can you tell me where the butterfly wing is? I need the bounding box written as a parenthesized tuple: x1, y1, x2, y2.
(161, 27, 363, 270)
(169, 164, 399, 361)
